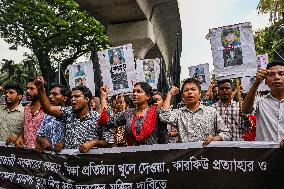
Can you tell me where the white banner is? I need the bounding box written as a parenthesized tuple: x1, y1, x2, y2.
(136, 58, 160, 89)
(67, 61, 95, 95)
(188, 63, 210, 91)
(97, 44, 136, 95)
(206, 22, 258, 79)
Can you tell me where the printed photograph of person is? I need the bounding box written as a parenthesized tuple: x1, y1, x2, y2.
(194, 66, 206, 84)
(144, 72, 155, 84)
(108, 47, 125, 66)
(223, 48, 243, 67)
(110, 64, 129, 90)
(221, 28, 241, 49)
(74, 64, 86, 77)
(143, 60, 155, 83)
(75, 77, 86, 87)
(257, 54, 269, 69)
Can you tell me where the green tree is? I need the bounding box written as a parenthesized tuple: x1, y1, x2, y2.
(0, 57, 41, 89)
(257, 0, 284, 22)
(254, 20, 284, 61)
(0, 59, 14, 83)
(0, 0, 108, 85)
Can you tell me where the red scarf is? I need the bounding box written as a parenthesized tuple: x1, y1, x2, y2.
(130, 106, 157, 144)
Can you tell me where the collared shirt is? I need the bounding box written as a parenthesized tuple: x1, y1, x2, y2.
(24, 103, 45, 148)
(212, 100, 243, 141)
(253, 94, 284, 142)
(159, 104, 231, 143)
(0, 104, 24, 141)
(37, 114, 65, 146)
(61, 107, 113, 149)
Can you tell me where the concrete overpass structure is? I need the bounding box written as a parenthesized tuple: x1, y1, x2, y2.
(76, 0, 182, 85)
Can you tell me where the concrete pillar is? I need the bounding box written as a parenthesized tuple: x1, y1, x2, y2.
(107, 20, 155, 59)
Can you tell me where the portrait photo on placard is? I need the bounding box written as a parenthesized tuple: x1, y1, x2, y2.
(207, 23, 257, 78)
(221, 28, 241, 49)
(194, 65, 206, 84)
(188, 63, 210, 90)
(75, 77, 86, 87)
(74, 64, 86, 77)
(143, 60, 156, 84)
(223, 47, 243, 67)
(108, 47, 125, 66)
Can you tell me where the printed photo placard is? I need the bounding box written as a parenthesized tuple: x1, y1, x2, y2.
(257, 54, 269, 91)
(206, 22, 258, 79)
(136, 58, 160, 89)
(67, 61, 95, 95)
(97, 44, 136, 95)
(188, 63, 210, 91)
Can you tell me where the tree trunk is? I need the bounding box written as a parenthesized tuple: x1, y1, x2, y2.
(35, 54, 56, 89)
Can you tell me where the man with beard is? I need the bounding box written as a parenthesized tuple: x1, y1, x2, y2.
(243, 61, 284, 147)
(34, 76, 113, 153)
(212, 79, 242, 141)
(35, 84, 70, 153)
(160, 78, 231, 146)
(14, 79, 45, 148)
(0, 84, 24, 143)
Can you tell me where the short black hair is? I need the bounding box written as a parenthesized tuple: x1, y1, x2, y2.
(217, 79, 232, 86)
(4, 83, 24, 95)
(181, 78, 201, 92)
(223, 28, 235, 36)
(152, 91, 165, 101)
(110, 94, 119, 103)
(124, 95, 135, 108)
(266, 61, 284, 69)
(72, 85, 92, 99)
(50, 83, 70, 97)
(26, 77, 47, 90)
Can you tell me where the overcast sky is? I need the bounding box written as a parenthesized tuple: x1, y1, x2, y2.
(0, 0, 270, 80)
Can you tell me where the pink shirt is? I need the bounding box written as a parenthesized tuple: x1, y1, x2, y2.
(24, 103, 45, 148)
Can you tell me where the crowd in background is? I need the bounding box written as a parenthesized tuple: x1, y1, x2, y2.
(0, 61, 283, 153)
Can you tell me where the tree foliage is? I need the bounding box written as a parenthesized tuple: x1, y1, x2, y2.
(0, 0, 108, 85)
(257, 0, 284, 22)
(0, 55, 41, 89)
(255, 0, 284, 61)
(254, 20, 284, 61)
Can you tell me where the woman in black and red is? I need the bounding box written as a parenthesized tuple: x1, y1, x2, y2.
(98, 82, 168, 146)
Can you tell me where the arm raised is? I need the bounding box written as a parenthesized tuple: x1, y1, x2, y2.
(34, 76, 62, 117)
(242, 69, 268, 114)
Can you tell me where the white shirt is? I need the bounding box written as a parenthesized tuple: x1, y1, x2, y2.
(254, 94, 284, 142)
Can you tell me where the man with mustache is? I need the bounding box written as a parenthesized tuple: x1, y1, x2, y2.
(34, 76, 113, 152)
(14, 79, 45, 148)
(243, 61, 284, 147)
(212, 79, 243, 141)
(0, 84, 24, 144)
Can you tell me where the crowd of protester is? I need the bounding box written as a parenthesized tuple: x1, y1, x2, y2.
(0, 61, 283, 153)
